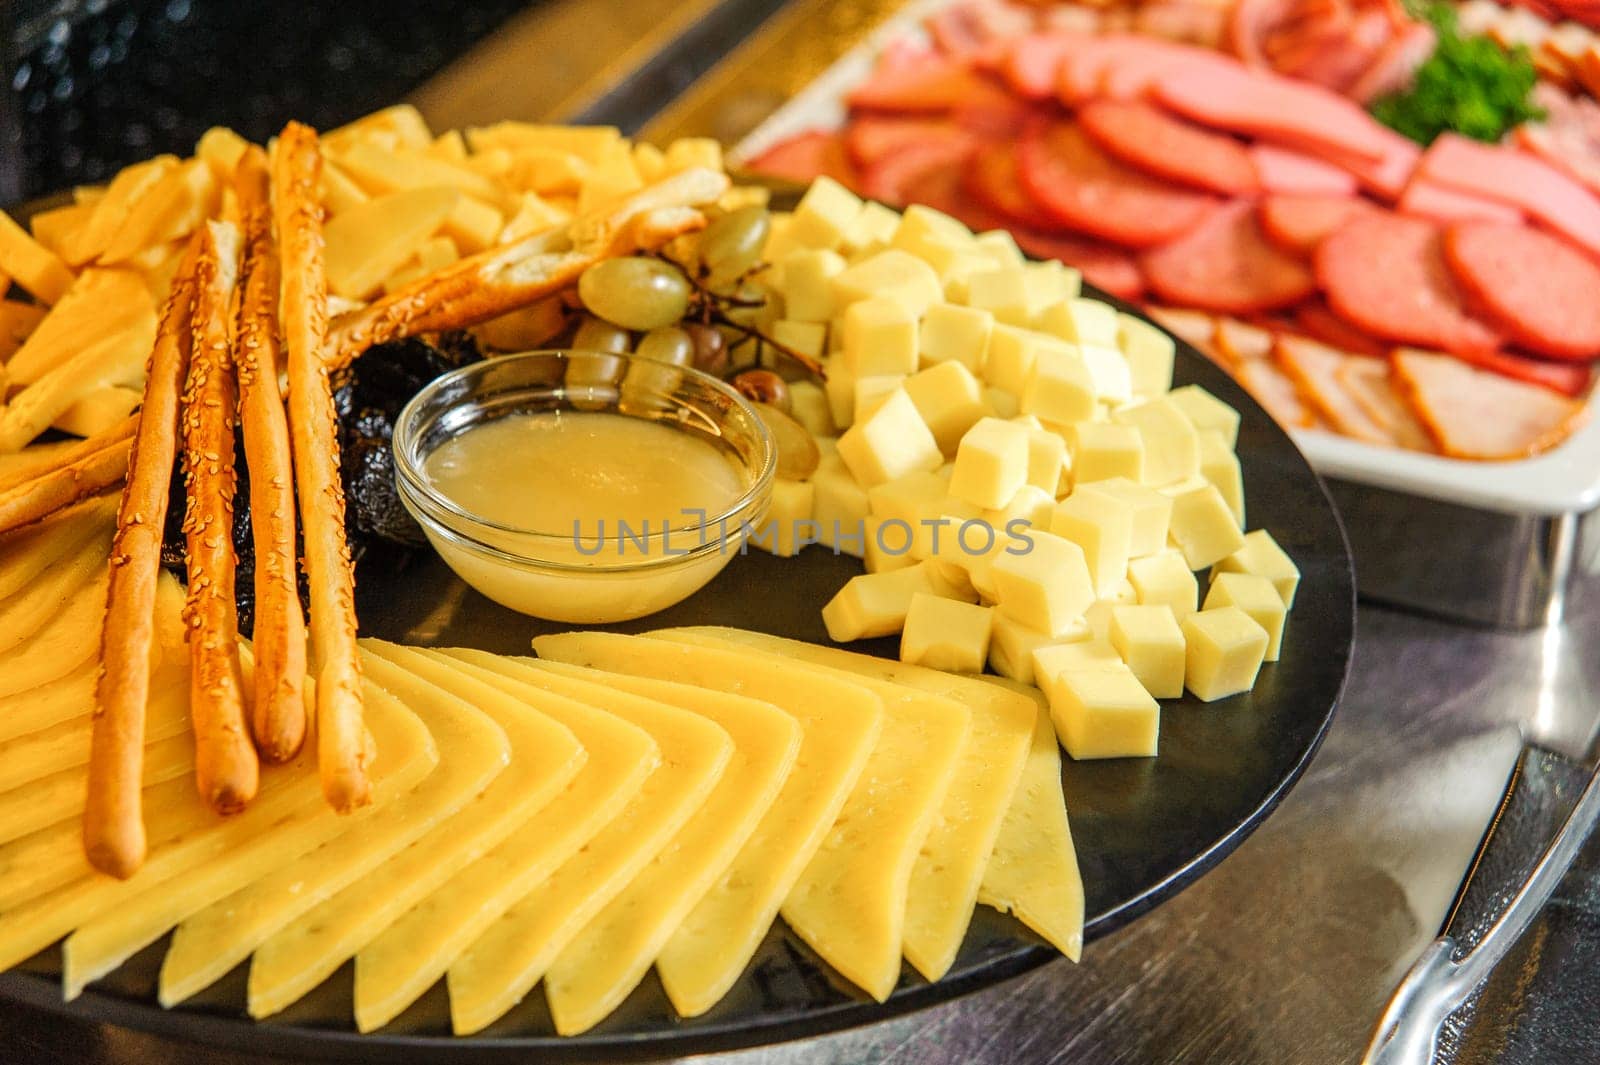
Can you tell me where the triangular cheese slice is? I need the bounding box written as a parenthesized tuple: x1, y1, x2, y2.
(243, 644, 585, 1019)
(0, 732, 192, 845)
(536, 660, 802, 1036)
(349, 645, 658, 1033)
(530, 631, 883, 1018)
(0, 678, 188, 795)
(0, 565, 106, 698)
(0, 495, 115, 601)
(437, 648, 732, 1036)
(658, 627, 1035, 981)
(0, 517, 110, 655)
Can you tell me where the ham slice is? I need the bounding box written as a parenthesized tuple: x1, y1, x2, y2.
(1442, 221, 1600, 360)
(1347, 21, 1437, 104)
(1513, 85, 1600, 196)
(1391, 347, 1584, 459)
(1460, 348, 1595, 396)
(1151, 61, 1396, 162)
(1100, 38, 1238, 98)
(1274, 335, 1395, 444)
(1280, 130, 1420, 200)
(1236, 354, 1321, 427)
(1337, 358, 1435, 450)
(1227, 0, 1297, 66)
(1294, 299, 1390, 357)
(1141, 200, 1317, 312)
(1259, 193, 1375, 253)
(1315, 214, 1502, 355)
(1078, 99, 1259, 196)
(1250, 145, 1359, 195)
(1417, 133, 1600, 258)
(1399, 179, 1525, 223)
(1280, 10, 1396, 94)
(1215, 316, 1277, 362)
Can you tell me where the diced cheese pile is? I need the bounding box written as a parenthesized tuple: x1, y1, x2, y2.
(752, 178, 1301, 760)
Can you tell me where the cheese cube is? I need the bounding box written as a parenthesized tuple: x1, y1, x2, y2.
(949, 417, 1030, 509)
(789, 176, 861, 251)
(991, 530, 1095, 637)
(973, 229, 1025, 269)
(854, 375, 905, 422)
(1168, 484, 1246, 569)
(1040, 668, 1160, 760)
(842, 297, 918, 377)
(840, 200, 902, 257)
(1167, 384, 1240, 448)
(1022, 261, 1080, 318)
(1213, 529, 1300, 608)
(900, 593, 993, 672)
(963, 267, 1031, 326)
(1022, 346, 1096, 425)
(903, 360, 988, 454)
(1079, 344, 1134, 406)
(781, 248, 846, 322)
(983, 484, 1056, 534)
(864, 515, 918, 573)
(1050, 491, 1133, 597)
(1068, 422, 1144, 485)
(919, 302, 993, 374)
(1204, 572, 1287, 661)
(811, 451, 869, 558)
(787, 378, 834, 439)
(751, 478, 816, 557)
(822, 561, 960, 641)
(890, 206, 974, 275)
(867, 469, 948, 527)
(762, 212, 799, 262)
(1023, 429, 1067, 495)
(664, 137, 723, 173)
(1118, 313, 1176, 398)
(836, 389, 943, 488)
(983, 386, 1020, 420)
(832, 249, 943, 317)
(988, 612, 1089, 684)
(1033, 638, 1125, 680)
(1076, 478, 1171, 557)
(1109, 605, 1185, 698)
(1181, 607, 1269, 702)
(1040, 297, 1119, 347)
(1127, 550, 1198, 622)
(1112, 397, 1201, 487)
(772, 318, 828, 363)
(1197, 430, 1244, 526)
(984, 325, 1048, 394)
(821, 353, 853, 424)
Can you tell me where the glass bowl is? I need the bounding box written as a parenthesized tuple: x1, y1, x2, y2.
(392, 350, 776, 623)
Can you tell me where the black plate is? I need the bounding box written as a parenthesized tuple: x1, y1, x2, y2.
(0, 299, 1356, 1062)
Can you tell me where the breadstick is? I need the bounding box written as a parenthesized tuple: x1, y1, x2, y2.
(326, 168, 726, 368)
(234, 145, 307, 763)
(0, 416, 138, 535)
(273, 122, 371, 813)
(84, 238, 201, 879)
(182, 219, 256, 815)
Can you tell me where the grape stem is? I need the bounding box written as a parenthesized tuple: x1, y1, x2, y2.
(655, 249, 827, 381)
(711, 313, 827, 381)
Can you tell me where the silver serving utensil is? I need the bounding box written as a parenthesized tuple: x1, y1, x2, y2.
(1362, 757, 1600, 1065)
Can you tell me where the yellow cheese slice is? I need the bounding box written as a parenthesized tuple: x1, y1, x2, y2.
(973, 682, 1084, 961)
(0, 677, 188, 793)
(530, 631, 884, 1018)
(0, 682, 436, 975)
(0, 495, 115, 601)
(534, 660, 802, 1036)
(244, 643, 585, 1020)
(0, 566, 106, 699)
(351, 646, 657, 1034)
(659, 627, 1035, 981)
(437, 648, 733, 1037)
(0, 519, 110, 655)
(62, 680, 450, 999)
(0, 732, 192, 844)
(647, 636, 970, 1002)
(0, 668, 96, 745)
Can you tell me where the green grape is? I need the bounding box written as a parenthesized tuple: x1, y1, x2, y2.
(697, 206, 770, 287)
(571, 314, 631, 354)
(578, 257, 691, 332)
(635, 326, 694, 367)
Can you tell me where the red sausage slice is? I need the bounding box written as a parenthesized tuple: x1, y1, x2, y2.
(1016, 118, 1217, 247)
(1078, 99, 1259, 196)
(963, 146, 1061, 230)
(1442, 221, 1600, 360)
(1140, 200, 1316, 313)
(1315, 214, 1501, 355)
(1259, 194, 1375, 254)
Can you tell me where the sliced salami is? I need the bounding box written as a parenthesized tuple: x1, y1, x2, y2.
(1141, 200, 1316, 313)
(846, 116, 969, 169)
(1000, 32, 1085, 98)
(1259, 194, 1374, 253)
(1016, 118, 1218, 247)
(1442, 221, 1600, 360)
(1391, 347, 1582, 459)
(963, 146, 1060, 229)
(1293, 299, 1390, 357)
(858, 136, 977, 207)
(1078, 99, 1259, 196)
(1315, 214, 1501, 355)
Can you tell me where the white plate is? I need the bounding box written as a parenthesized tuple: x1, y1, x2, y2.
(731, 0, 1600, 519)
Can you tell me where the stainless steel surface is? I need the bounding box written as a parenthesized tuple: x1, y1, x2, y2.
(1362, 752, 1600, 1065)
